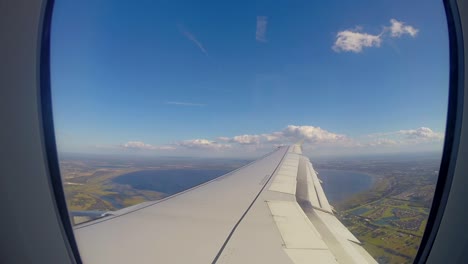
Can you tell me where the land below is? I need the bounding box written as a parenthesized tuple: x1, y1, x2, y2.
(59, 153, 248, 214)
(314, 153, 440, 264)
(60, 152, 440, 263)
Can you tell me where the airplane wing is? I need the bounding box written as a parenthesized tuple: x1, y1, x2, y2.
(73, 144, 377, 264)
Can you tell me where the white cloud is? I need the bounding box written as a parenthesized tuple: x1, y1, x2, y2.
(369, 127, 443, 141)
(281, 125, 348, 144)
(398, 127, 443, 140)
(120, 138, 231, 152)
(165, 101, 205, 107)
(178, 24, 207, 54)
(177, 139, 231, 150)
(117, 126, 442, 156)
(234, 135, 261, 144)
(256, 16, 268, 42)
(333, 19, 419, 53)
(231, 134, 262, 145)
(333, 30, 382, 53)
(263, 132, 282, 142)
(261, 131, 283, 142)
(365, 127, 443, 148)
(219, 125, 349, 147)
(389, 19, 418, 37)
(121, 141, 175, 151)
(366, 138, 398, 147)
(215, 125, 442, 154)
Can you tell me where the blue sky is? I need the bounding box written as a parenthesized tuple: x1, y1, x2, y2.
(51, 0, 449, 157)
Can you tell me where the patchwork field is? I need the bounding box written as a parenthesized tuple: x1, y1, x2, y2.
(316, 154, 440, 263)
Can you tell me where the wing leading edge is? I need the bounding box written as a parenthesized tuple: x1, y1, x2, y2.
(74, 145, 376, 264)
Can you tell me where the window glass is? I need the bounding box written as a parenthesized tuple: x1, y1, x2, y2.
(51, 1, 448, 263)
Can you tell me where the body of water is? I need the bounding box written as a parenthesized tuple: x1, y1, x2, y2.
(113, 169, 231, 196)
(112, 168, 372, 205)
(317, 169, 373, 203)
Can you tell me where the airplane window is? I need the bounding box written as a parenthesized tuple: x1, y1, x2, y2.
(50, 0, 448, 263)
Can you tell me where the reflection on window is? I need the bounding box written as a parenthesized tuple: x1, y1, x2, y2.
(51, 0, 448, 263)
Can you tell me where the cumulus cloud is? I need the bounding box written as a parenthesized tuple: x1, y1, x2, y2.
(388, 19, 418, 37)
(369, 127, 443, 140)
(178, 24, 207, 54)
(217, 126, 442, 152)
(333, 19, 418, 53)
(263, 133, 282, 142)
(256, 16, 268, 42)
(177, 139, 231, 150)
(117, 126, 442, 156)
(219, 125, 349, 146)
(366, 127, 443, 147)
(231, 135, 262, 145)
(121, 141, 175, 151)
(333, 30, 382, 53)
(219, 133, 279, 145)
(398, 127, 443, 140)
(281, 125, 348, 143)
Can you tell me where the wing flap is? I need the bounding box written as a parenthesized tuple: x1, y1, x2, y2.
(266, 200, 328, 249)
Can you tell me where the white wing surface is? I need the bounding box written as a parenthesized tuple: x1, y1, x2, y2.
(74, 144, 376, 264)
